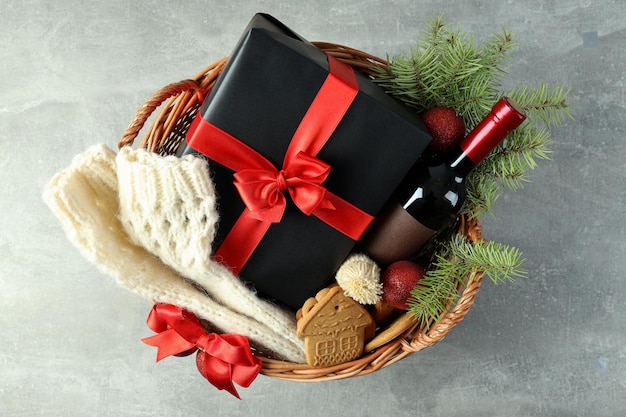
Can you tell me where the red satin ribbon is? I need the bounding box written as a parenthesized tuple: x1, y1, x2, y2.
(142, 304, 262, 399)
(186, 54, 374, 274)
(233, 151, 335, 223)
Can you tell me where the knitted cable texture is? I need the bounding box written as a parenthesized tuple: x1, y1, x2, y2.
(115, 147, 303, 351)
(43, 144, 305, 363)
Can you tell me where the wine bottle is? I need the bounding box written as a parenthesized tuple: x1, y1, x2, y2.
(360, 97, 526, 265)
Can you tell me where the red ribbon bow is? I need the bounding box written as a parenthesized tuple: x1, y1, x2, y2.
(186, 54, 374, 274)
(142, 304, 262, 399)
(233, 151, 335, 223)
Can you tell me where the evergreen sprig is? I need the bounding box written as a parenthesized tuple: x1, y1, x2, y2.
(373, 15, 572, 218)
(464, 85, 570, 216)
(377, 16, 571, 328)
(509, 84, 572, 129)
(408, 235, 526, 328)
(376, 15, 517, 128)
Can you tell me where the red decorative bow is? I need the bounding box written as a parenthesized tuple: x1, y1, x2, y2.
(186, 54, 374, 274)
(142, 304, 262, 399)
(233, 151, 335, 223)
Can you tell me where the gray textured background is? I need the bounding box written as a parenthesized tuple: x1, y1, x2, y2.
(2, 0, 625, 416)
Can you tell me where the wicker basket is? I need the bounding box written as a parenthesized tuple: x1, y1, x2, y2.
(118, 43, 484, 382)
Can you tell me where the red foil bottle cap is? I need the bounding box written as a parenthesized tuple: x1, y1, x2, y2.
(460, 97, 527, 164)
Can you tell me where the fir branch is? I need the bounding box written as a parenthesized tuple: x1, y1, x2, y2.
(381, 55, 426, 108)
(464, 172, 501, 217)
(375, 16, 516, 122)
(438, 31, 483, 89)
(374, 17, 571, 218)
(448, 235, 527, 284)
(480, 28, 517, 71)
(408, 253, 462, 329)
(508, 84, 573, 128)
(422, 15, 447, 47)
(372, 15, 570, 330)
(465, 114, 554, 216)
(408, 234, 526, 328)
(373, 15, 571, 217)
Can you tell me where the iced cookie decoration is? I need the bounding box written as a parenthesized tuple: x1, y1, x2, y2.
(296, 285, 375, 367)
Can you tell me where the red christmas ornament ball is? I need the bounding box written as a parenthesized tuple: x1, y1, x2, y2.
(422, 107, 466, 153)
(381, 260, 426, 310)
(196, 350, 209, 378)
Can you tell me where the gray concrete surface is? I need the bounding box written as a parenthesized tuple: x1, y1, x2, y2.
(2, 0, 625, 416)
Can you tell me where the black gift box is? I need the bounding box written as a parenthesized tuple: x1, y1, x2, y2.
(179, 13, 431, 310)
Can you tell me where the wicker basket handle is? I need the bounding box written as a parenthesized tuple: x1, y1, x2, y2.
(118, 58, 227, 152)
(118, 79, 201, 149)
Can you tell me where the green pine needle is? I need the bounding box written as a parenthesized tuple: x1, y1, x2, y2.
(375, 15, 570, 330)
(407, 235, 526, 328)
(408, 255, 461, 329)
(448, 235, 527, 284)
(373, 15, 571, 219)
(508, 84, 574, 128)
(464, 173, 501, 217)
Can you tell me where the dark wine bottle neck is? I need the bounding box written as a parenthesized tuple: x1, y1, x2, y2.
(458, 96, 527, 165)
(448, 150, 477, 177)
(446, 97, 527, 175)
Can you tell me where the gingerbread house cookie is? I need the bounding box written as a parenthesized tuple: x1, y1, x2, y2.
(296, 284, 375, 367)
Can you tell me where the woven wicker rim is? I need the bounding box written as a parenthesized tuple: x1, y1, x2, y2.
(118, 42, 484, 382)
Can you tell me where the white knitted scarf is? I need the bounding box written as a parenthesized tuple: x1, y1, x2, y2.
(43, 144, 305, 363)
